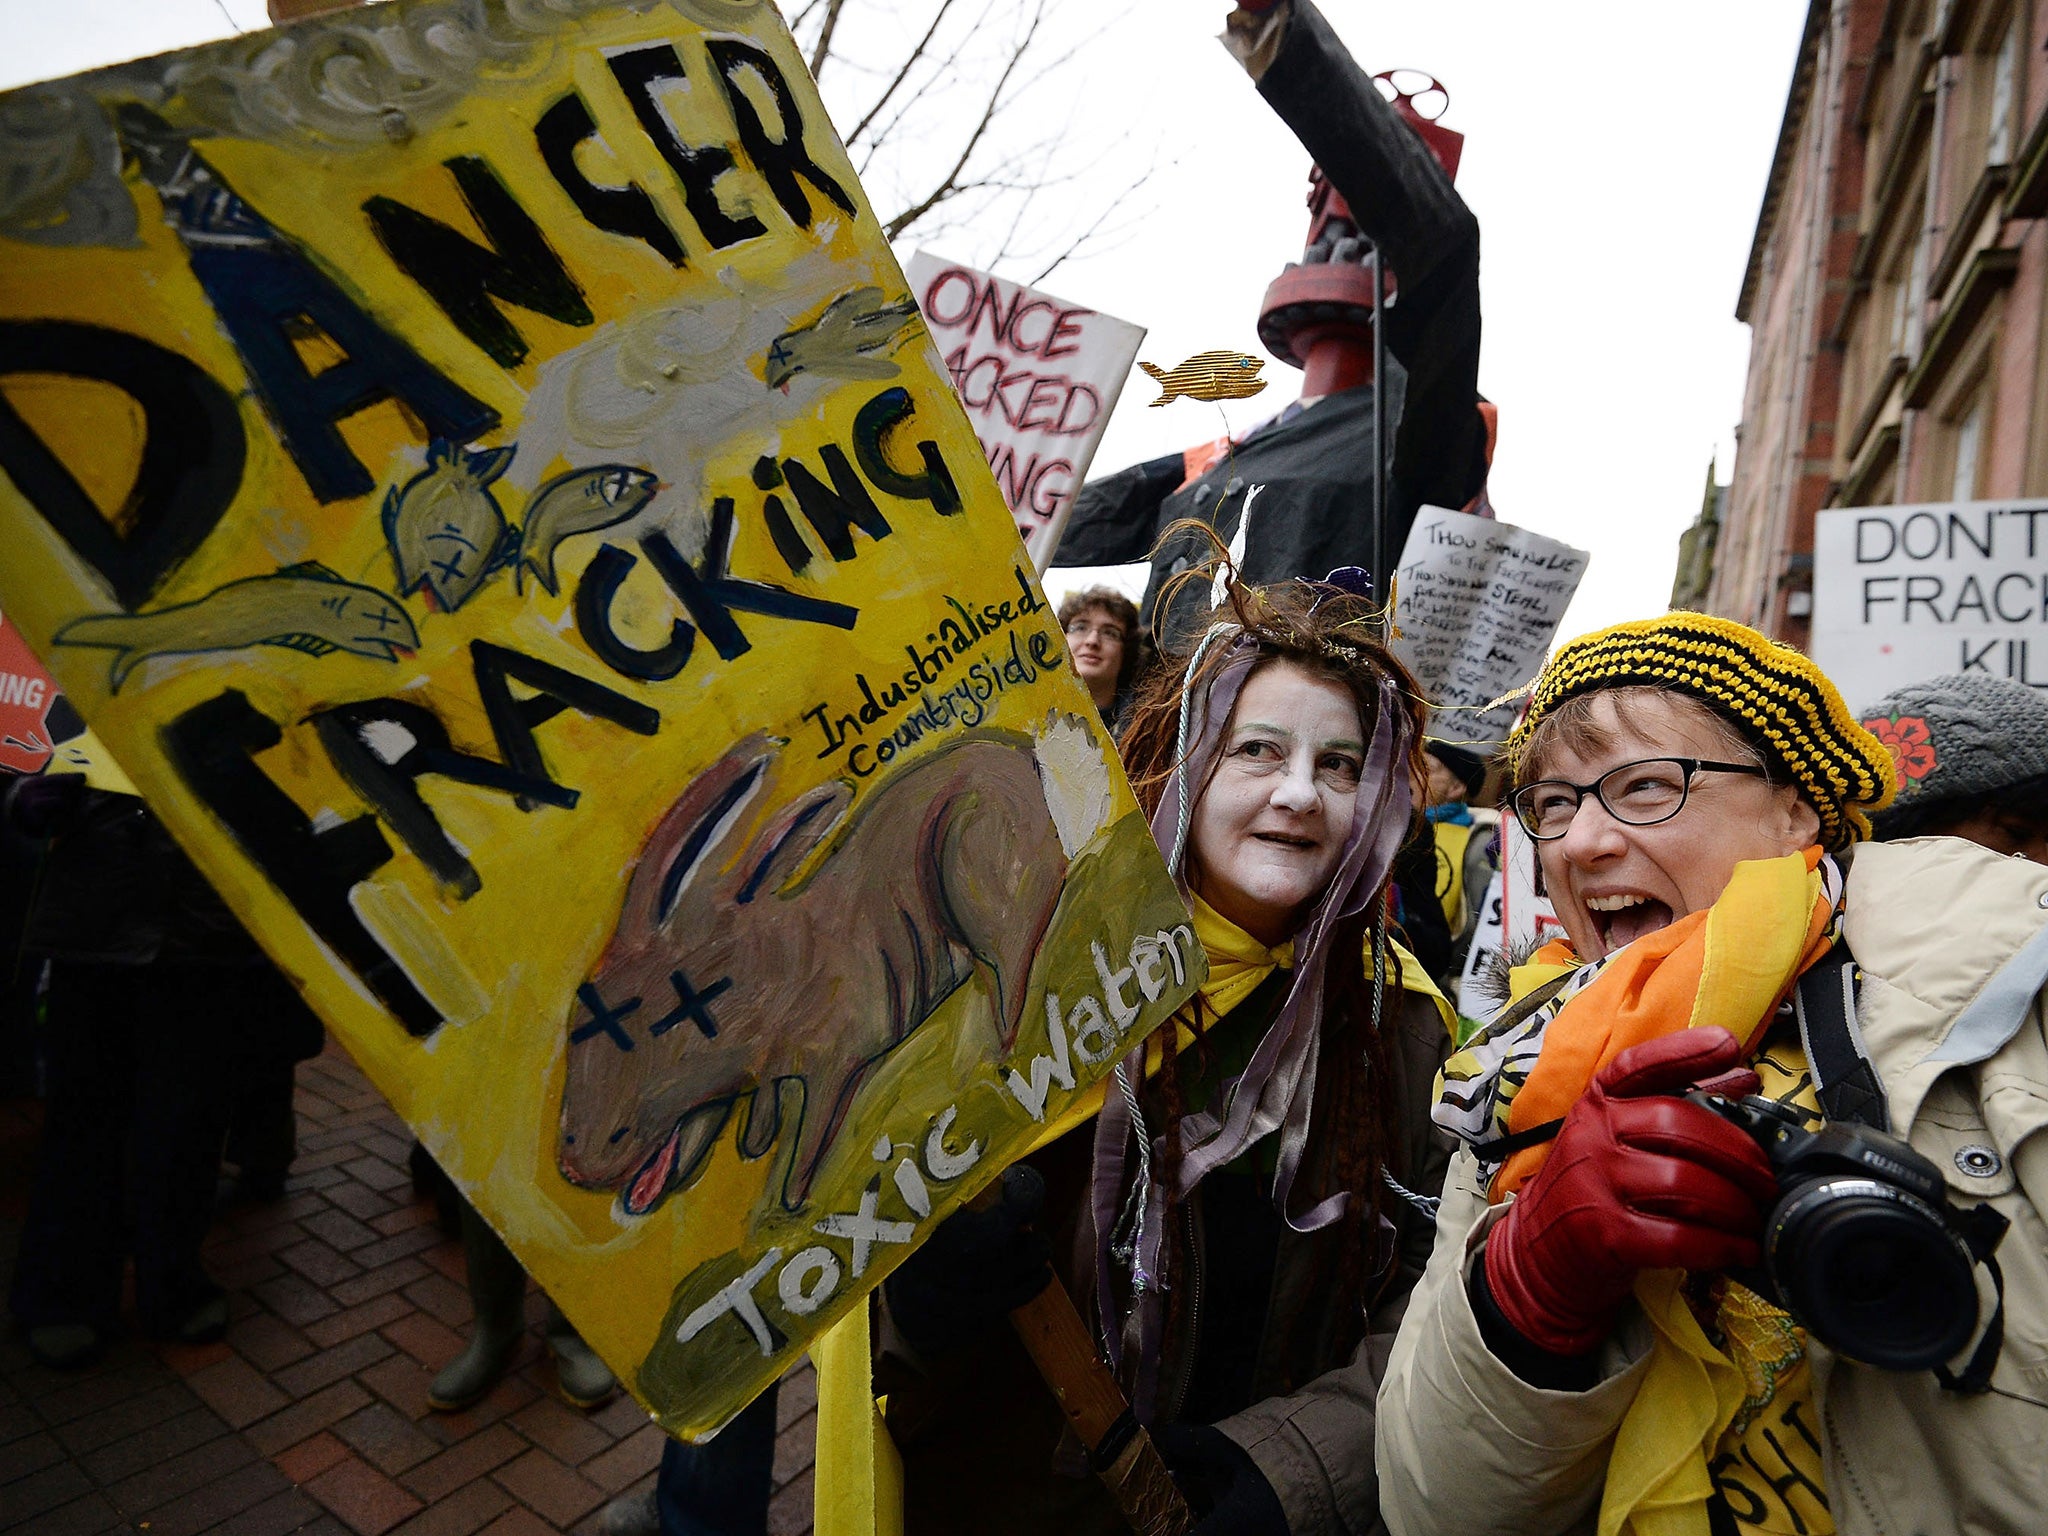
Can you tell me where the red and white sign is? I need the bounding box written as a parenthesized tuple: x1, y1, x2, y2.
(0, 607, 60, 775)
(907, 251, 1144, 569)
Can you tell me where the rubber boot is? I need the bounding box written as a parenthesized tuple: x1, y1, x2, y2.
(429, 1200, 527, 1412)
(26, 1323, 103, 1370)
(600, 1486, 659, 1536)
(544, 1301, 618, 1409)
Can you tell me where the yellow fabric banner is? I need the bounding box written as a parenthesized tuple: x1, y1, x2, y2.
(812, 1297, 904, 1536)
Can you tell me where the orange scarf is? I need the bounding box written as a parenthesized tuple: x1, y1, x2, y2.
(1491, 846, 1833, 1201)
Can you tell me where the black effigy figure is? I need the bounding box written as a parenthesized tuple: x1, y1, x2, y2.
(1052, 0, 1489, 644)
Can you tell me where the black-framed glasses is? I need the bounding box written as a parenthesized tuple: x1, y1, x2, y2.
(1508, 758, 1769, 841)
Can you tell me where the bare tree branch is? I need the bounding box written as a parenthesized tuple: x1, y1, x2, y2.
(882, 0, 1046, 240)
(808, 0, 851, 79)
(854, 0, 999, 168)
(845, 0, 959, 147)
(794, 0, 1153, 278)
(1028, 159, 1159, 284)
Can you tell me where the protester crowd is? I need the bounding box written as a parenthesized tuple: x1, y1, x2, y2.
(7, 3, 2048, 1536)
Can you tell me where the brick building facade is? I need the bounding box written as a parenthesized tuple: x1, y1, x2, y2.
(1713, 0, 2047, 643)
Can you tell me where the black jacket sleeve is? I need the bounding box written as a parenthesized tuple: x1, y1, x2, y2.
(1253, 0, 1488, 535)
(1049, 451, 1188, 568)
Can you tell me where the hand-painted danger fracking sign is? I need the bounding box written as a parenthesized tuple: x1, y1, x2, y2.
(0, 0, 1199, 1437)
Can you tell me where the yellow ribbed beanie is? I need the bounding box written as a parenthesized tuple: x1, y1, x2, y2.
(1507, 612, 1896, 849)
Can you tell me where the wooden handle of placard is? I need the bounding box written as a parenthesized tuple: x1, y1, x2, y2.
(965, 1183, 1195, 1536)
(1008, 1279, 1194, 1536)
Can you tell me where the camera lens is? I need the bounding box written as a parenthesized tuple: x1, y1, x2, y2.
(1764, 1178, 1978, 1371)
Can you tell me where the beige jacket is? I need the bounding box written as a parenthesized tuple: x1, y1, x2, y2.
(1377, 837, 2048, 1536)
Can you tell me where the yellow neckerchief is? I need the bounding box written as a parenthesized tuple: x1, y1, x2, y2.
(1028, 894, 1452, 1151)
(1505, 942, 1580, 1003)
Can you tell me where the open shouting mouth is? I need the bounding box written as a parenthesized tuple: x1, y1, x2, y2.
(1584, 891, 1675, 953)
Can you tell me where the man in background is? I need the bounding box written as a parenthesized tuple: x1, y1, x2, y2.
(1057, 587, 1145, 728)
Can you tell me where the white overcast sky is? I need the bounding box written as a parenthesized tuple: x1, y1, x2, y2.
(0, 0, 1808, 644)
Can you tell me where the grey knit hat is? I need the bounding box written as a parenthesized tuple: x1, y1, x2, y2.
(1858, 673, 2048, 823)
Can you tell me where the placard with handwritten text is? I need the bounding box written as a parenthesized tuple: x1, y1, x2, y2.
(906, 250, 1143, 567)
(1392, 506, 1589, 753)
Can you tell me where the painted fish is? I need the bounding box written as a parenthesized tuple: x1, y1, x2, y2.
(764, 286, 922, 390)
(382, 440, 517, 612)
(1139, 350, 1269, 406)
(516, 465, 661, 595)
(54, 564, 419, 693)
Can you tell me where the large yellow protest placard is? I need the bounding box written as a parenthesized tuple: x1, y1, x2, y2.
(0, 0, 1201, 1436)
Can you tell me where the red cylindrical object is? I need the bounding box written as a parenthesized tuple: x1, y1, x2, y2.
(1256, 73, 1463, 389)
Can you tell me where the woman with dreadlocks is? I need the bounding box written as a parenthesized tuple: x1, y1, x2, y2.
(879, 561, 1458, 1536)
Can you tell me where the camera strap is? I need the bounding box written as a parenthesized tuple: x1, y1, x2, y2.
(1800, 943, 2015, 1394)
(1935, 1210, 2009, 1395)
(1792, 942, 1890, 1132)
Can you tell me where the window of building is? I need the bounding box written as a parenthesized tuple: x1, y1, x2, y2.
(1904, 219, 1932, 356)
(1889, 257, 1912, 355)
(1989, 15, 2021, 163)
(1952, 392, 1987, 501)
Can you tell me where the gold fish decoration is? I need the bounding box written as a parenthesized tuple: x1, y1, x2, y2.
(383, 440, 518, 612)
(54, 564, 419, 693)
(764, 286, 922, 390)
(517, 465, 661, 595)
(1139, 350, 1269, 406)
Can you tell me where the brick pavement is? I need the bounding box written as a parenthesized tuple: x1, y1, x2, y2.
(1, 1044, 817, 1536)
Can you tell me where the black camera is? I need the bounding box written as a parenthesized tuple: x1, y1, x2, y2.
(1690, 1093, 2008, 1372)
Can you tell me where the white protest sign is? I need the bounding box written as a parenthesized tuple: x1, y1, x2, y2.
(1392, 507, 1591, 753)
(1456, 817, 1562, 1022)
(1811, 500, 2048, 710)
(1456, 868, 1507, 1020)
(906, 251, 1145, 570)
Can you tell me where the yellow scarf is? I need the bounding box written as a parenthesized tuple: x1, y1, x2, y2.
(1494, 849, 1830, 1200)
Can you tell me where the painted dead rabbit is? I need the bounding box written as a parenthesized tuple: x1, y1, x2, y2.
(557, 724, 1108, 1217)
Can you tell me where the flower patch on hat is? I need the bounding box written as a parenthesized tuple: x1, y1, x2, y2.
(1862, 713, 1937, 793)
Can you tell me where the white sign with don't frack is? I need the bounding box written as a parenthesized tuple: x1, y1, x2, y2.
(1811, 500, 2048, 710)
(1392, 507, 1590, 754)
(906, 251, 1144, 570)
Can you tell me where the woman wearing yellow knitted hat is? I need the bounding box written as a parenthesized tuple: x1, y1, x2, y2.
(1377, 612, 2048, 1536)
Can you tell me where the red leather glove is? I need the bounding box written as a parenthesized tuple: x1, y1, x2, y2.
(1482, 1027, 1777, 1355)
(1234, 1, 1284, 13)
